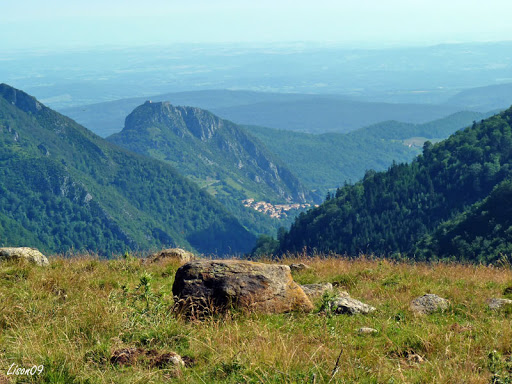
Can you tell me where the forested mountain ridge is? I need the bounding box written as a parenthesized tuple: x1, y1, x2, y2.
(273, 106, 512, 263)
(0, 84, 255, 255)
(108, 101, 318, 234)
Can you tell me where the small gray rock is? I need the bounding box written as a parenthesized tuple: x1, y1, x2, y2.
(358, 327, 378, 334)
(0, 247, 49, 266)
(488, 298, 512, 310)
(328, 296, 376, 315)
(300, 283, 333, 299)
(411, 294, 449, 314)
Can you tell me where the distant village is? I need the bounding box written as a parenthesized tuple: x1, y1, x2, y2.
(242, 199, 318, 219)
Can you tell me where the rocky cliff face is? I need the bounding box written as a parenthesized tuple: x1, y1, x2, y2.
(0, 83, 43, 115)
(111, 101, 314, 205)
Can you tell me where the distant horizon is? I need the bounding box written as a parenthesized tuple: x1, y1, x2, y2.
(2, 0, 512, 50)
(3, 39, 512, 54)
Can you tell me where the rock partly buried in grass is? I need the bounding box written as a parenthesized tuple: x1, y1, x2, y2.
(0, 247, 49, 266)
(358, 327, 378, 334)
(151, 352, 185, 368)
(144, 248, 195, 264)
(172, 259, 314, 317)
(289, 263, 311, 272)
(110, 348, 142, 366)
(300, 283, 333, 299)
(110, 347, 185, 368)
(488, 298, 512, 310)
(327, 295, 376, 315)
(411, 294, 449, 315)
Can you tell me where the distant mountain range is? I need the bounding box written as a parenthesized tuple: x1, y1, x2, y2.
(0, 84, 255, 255)
(59, 87, 505, 137)
(209, 98, 462, 134)
(269, 106, 512, 263)
(353, 110, 497, 140)
(446, 83, 512, 112)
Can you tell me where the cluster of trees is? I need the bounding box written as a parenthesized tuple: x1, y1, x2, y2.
(262, 107, 512, 263)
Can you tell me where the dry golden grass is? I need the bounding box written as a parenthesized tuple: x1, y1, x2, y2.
(0, 254, 511, 383)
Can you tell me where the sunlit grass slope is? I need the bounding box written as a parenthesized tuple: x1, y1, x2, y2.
(0, 254, 511, 383)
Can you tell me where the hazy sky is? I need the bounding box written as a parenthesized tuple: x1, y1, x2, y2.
(2, 0, 512, 49)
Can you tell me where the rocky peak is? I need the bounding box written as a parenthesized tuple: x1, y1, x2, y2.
(124, 101, 223, 142)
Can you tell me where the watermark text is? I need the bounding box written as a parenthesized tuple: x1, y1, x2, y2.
(7, 363, 44, 376)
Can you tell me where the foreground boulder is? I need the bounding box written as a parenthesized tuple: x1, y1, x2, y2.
(411, 294, 449, 314)
(172, 260, 314, 317)
(0, 247, 49, 266)
(144, 248, 195, 264)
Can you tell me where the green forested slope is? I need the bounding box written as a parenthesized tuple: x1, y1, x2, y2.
(0, 84, 255, 255)
(414, 179, 512, 262)
(274, 107, 512, 262)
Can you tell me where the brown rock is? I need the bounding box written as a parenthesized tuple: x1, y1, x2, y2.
(144, 248, 195, 264)
(172, 259, 314, 317)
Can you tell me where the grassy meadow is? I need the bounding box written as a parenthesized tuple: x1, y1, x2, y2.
(0, 254, 512, 383)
